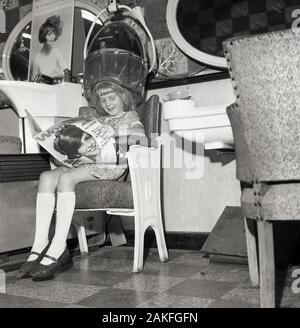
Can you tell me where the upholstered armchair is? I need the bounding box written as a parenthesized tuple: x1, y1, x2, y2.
(223, 30, 300, 307)
(74, 95, 169, 272)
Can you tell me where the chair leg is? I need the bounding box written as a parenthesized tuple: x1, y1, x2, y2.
(132, 213, 169, 273)
(257, 221, 275, 308)
(244, 217, 259, 287)
(73, 221, 89, 256)
(153, 218, 168, 263)
(106, 214, 127, 247)
(133, 214, 145, 273)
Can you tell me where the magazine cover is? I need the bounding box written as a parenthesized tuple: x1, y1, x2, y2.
(28, 0, 75, 81)
(33, 115, 117, 168)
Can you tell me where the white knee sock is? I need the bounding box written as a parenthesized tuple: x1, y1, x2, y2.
(41, 192, 76, 265)
(28, 192, 56, 262)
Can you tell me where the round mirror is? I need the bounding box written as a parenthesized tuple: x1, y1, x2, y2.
(166, 0, 227, 68)
(2, 0, 102, 81)
(167, 0, 296, 69)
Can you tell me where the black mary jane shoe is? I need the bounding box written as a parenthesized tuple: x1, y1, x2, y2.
(18, 245, 50, 279)
(31, 248, 73, 282)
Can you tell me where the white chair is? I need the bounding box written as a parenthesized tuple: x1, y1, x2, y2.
(73, 95, 169, 272)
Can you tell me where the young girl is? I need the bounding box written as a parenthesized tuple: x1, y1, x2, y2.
(19, 81, 145, 281)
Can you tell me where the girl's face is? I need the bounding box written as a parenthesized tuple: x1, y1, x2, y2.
(45, 30, 56, 46)
(77, 132, 99, 157)
(98, 89, 124, 117)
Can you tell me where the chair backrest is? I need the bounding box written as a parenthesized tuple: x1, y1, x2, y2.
(223, 30, 300, 182)
(226, 104, 255, 183)
(79, 94, 160, 140)
(138, 94, 160, 140)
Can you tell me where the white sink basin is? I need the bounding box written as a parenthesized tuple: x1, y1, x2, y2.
(163, 102, 234, 150)
(0, 81, 84, 117)
(0, 81, 86, 153)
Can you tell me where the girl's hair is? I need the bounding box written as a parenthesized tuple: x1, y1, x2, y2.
(94, 81, 136, 116)
(54, 125, 83, 159)
(39, 15, 63, 43)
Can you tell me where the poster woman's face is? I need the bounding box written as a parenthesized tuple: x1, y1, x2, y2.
(77, 132, 99, 157)
(45, 30, 56, 46)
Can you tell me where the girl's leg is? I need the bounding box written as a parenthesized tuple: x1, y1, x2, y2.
(41, 167, 98, 265)
(28, 167, 68, 262)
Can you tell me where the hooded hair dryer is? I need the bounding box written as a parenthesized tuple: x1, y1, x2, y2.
(83, 0, 157, 107)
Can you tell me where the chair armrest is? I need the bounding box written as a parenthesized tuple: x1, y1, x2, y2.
(127, 137, 161, 170)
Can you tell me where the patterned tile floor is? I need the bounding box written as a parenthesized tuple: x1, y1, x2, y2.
(1, 246, 300, 308)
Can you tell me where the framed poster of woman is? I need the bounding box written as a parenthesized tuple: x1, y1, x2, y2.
(28, 0, 75, 82)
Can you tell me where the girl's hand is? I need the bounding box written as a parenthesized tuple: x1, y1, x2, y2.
(71, 159, 87, 167)
(100, 124, 115, 140)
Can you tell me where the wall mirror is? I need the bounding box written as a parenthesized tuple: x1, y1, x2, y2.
(2, 0, 102, 81)
(166, 0, 298, 69)
(166, 0, 227, 68)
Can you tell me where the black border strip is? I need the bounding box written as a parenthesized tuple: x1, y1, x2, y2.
(146, 71, 230, 90)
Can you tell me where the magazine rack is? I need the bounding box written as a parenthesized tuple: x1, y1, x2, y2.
(73, 95, 168, 272)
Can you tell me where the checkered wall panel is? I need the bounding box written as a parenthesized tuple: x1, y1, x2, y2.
(178, 0, 300, 57)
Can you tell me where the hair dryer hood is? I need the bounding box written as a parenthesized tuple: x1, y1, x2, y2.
(84, 21, 148, 106)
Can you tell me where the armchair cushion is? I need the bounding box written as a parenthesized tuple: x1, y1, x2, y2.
(242, 183, 300, 221)
(75, 180, 133, 209)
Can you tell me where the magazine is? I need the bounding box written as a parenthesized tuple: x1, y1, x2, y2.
(30, 114, 117, 168)
(28, 0, 75, 81)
